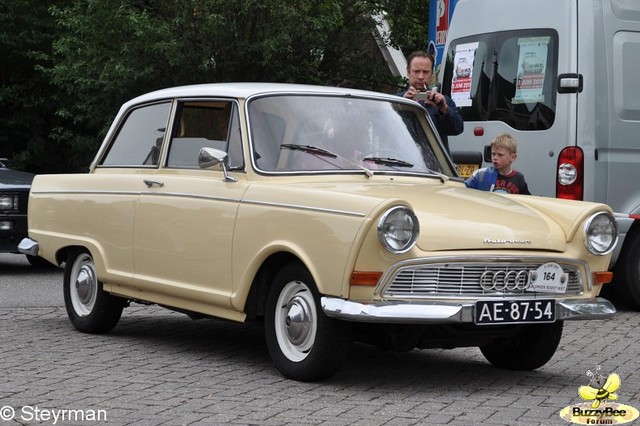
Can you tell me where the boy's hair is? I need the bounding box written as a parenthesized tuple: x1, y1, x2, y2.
(491, 133, 518, 154)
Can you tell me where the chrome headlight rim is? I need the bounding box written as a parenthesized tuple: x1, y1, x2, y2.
(377, 206, 420, 254)
(583, 211, 618, 256)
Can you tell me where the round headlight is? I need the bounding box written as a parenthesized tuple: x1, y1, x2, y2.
(583, 211, 618, 255)
(377, 206, 420, 254)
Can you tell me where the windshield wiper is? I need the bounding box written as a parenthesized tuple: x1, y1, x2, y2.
(280, 144, 337, 158)
(280, 144, 373, 178)
(363, 156, 449, 183)
(362, 157, 414, 168)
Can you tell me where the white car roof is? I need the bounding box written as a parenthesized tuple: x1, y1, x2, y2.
(124, 82, 403, 107)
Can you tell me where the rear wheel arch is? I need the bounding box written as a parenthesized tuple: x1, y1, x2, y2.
(55, 244, 99, 268)
(63, 247, 126, 334)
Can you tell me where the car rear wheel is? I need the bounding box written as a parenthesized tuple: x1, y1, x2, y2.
(264, 262, 351, 381)
(480, 321, 563, 370)
(63, 249, 125, 334)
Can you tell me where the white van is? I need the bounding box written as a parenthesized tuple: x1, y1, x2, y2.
(440, 0, 640, 307)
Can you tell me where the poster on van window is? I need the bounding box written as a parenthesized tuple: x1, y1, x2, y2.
(513, 37, 550, 104)
(450, 42, 478, 107)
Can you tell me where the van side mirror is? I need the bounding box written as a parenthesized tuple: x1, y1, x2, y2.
(483, 145, 492, 163)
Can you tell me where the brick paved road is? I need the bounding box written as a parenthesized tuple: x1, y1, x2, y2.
(1, 254, 639, 425)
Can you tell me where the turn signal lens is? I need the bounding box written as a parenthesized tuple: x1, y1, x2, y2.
(593, 271, 613, 285)
(351, 271, 383, 286)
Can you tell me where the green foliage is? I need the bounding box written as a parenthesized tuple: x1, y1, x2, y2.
(0, 0, 67, 172)
(1, 0, 428, 173)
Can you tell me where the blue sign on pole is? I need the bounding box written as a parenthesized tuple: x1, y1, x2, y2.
(428, 0, 459, 75)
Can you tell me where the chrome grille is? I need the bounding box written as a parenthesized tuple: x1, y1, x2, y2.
(382, 261, 583, 298)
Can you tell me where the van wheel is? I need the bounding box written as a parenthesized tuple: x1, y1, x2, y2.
(480, 321, 563, 370)
(63, 249, 125, 334)
(613, 229, 640, 309)
(264, 262, 351, 381)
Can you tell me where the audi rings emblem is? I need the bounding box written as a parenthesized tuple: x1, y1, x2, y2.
(479, 270, 530, 291)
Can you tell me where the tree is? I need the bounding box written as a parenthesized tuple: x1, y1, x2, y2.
(2, 0, 428, 173)
(0, 0, 70, 172)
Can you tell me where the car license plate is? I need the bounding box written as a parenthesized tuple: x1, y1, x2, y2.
(474, 300, 556, 325)
(456, 163, 479, 178)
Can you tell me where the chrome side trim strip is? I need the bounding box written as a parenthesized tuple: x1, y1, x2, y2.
(241, 199, 366, 217)
(29, 190, 365, 217)
(30, 190, 143, 196)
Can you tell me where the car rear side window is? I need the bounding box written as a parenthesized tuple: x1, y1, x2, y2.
(100, 102, 172, 167)
(441, 29, 558, 131)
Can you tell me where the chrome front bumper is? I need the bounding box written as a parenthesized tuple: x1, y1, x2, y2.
(321, 297, 616, 324)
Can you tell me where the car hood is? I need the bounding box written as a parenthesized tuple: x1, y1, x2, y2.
(250, 179, 573, 252)
(408, 185, 565, 252)
(0, 168, 34, 188)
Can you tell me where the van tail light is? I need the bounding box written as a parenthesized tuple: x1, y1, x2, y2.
(556, 146, 584, 200)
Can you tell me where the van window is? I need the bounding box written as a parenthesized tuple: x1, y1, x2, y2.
(442, 29, 558, 131)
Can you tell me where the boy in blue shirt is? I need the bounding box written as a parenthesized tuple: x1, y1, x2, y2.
(465, 133, 530, 195)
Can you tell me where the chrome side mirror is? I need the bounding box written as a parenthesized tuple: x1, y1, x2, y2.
(198, 147, 238, 182)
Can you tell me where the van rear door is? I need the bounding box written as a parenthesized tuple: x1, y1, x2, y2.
(441, 0, 578, 197)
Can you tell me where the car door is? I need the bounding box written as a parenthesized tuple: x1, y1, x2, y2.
(91, 101, 173, 284)
(132, 99, 246, 313)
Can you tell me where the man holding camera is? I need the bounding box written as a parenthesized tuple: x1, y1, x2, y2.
(400, 51, 463, 154)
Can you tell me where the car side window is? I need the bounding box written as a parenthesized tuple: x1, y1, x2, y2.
(100, 102, 172, 167)
(167, 100, 243, 170)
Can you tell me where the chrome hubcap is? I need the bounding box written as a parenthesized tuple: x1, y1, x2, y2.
(69, 253, 98, 317)
(284, 296, 312, 345)
(275, 280, 318, 362)
(75, 265, 96, 305)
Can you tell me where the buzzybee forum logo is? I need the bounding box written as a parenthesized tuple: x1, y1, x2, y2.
(560, 365, 639, 424)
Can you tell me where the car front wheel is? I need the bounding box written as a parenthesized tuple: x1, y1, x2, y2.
(264, 262, 351, 381)
(480, 321, 563, 370)
(63, 249, 125, 334)
(612, 228, 640, 309)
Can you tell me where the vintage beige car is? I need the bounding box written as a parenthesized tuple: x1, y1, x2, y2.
(20, 83, 617, 381)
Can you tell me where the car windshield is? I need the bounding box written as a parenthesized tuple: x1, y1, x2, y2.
(248, 94, 455, 176)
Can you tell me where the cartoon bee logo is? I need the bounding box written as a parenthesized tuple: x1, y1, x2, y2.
(578, 365, 621, 408)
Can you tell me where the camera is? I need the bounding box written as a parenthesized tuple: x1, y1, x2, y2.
(415, 89, 437, 102)
(414, 91, 431, 101)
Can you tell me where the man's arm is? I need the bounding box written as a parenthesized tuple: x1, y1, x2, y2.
(437, 97, 464, 136)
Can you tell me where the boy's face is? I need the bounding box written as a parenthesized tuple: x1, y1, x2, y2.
(491, 147, 517, 173)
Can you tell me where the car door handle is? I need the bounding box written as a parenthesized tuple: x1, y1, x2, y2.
(143, 179, 164, 188)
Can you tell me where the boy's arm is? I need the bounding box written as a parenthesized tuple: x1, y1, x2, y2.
(465, 170, 479, 188)
(519, 173, 531, 195)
